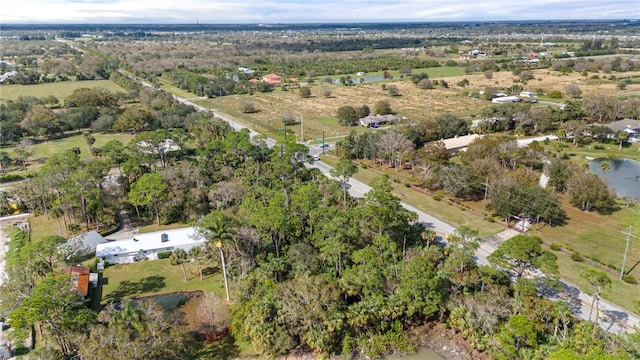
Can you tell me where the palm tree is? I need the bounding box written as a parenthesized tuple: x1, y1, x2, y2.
(200, 211, 235, 301)
(170, 249, 188, 282)
(600, 160, 610, 177)
(616, 130, 629, 150)
(112, 301, 146, 333)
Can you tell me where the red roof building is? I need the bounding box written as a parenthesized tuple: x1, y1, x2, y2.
(262, 73, 282, 85)
(65, 266, 90, 297)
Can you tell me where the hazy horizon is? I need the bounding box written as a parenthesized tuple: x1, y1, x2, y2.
(2, 0, 637, 24)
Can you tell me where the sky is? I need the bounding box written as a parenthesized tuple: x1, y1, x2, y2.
(1, 0, 638, 24)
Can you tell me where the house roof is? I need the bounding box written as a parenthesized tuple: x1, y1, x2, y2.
(605, 119, 640, 133)
(440, 134, 482, 150)
(95, 227, 207, 258)
(61, 231, 108, 255)
(359, 114, 398, 126)
(65, 266, 90, 297)
(262, 73, 281, 79)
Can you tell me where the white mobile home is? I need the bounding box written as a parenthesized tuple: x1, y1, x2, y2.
(95, 227, 207, 264)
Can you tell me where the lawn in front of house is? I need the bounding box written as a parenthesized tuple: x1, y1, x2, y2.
(100, 258, 226, 305)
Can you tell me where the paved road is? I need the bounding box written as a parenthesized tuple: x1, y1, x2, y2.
(137, 77, 639, 334)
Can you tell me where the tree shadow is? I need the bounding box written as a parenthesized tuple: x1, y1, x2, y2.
(103, 275, 166, 302)
(601, 308, 630, 333)
(194, 334, 243, 360)
(538, 280, 583, 314)
(201, 266, 220, 279)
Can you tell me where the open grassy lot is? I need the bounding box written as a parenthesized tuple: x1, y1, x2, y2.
(532, 194, 640, 279)
(561, 141, 640, 163)
(1, 132, 135, 173)
(548, 248, 639, 314)
(0, 80, 125, 103)
(100, 258, 226, 305)
(28, 214, 64, 240)
(193, 68, 640, 145)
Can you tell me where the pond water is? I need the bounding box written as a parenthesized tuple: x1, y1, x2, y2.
(588, 158, 640, 200)
(332, 75, 387, 84)
(385, 347, 444, 360)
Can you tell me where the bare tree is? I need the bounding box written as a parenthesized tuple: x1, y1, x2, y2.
(583, 95, 624, 123)
(376, 131, 414, 167)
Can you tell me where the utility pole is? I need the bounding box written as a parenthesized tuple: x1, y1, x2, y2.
(322, 130, 325, 155)
(395, 151, 399, 179)
(481, 179, 489, 220)
(300, 114, 304, 142)
(620, 226, 636, 280)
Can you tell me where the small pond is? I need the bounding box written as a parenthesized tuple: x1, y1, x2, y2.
(332, 75, 387, 84)
(588, 158, 640, 200)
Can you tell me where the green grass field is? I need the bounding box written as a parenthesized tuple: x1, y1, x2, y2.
(1, 132, 135, 173)
(100, 258, 227, 305)
(0, 80, 125, 103)
(548, 248, 639, 313)
(322, 66, 467, 83)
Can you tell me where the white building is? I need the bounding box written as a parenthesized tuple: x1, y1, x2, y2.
(492, 96, 522, 104)
(519, 91, 537, 98)
(96, 227, 207, 264)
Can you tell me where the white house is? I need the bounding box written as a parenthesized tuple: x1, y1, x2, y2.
(96, 227, 207, 264)
(605, 119, 640, 141)
(359, 114, 399, 128)
(492, 96, 522, 104)
(519, 91, 537, 98)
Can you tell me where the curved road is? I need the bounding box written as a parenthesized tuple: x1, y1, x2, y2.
(141, 77, 638, 334)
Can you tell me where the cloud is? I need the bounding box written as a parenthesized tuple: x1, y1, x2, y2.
(1, 0, 636, 23)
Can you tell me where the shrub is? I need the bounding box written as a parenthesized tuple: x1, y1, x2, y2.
(157, 251, 172, 259)
(550, 243, 562, 251)
(418, 78, 434, 89)
(549, 90, 562, 99)
(299, 86, 311, 98)
(571, 252, 583, 262)
(404, 183, 411, 187)
(432, 195, 442, 201)
(239, 99, 257, 113)
(0, 174, 26, 182)
(360, 164, 367, 169)
(623, 275, 637, 285)
(487, 216, 495, 223)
